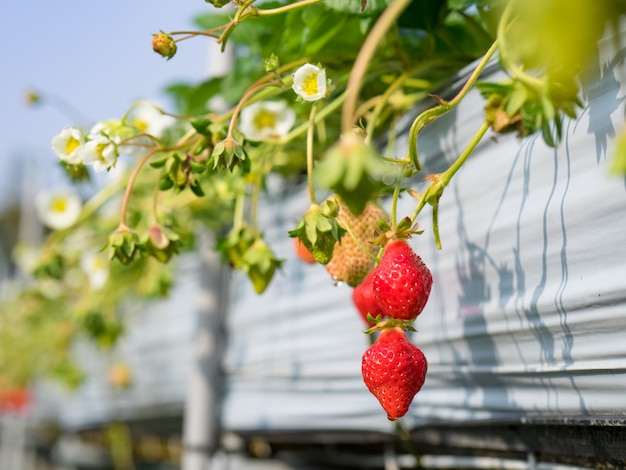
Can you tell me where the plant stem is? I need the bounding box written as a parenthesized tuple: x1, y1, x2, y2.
(234, 0, 257, 23)
(255, 0, 323, 16)
(119, 148, 160, 227)
(341, 0, 414, 134)
(405, 38, 499, 169)
(232, 190, 246, 233)
(390, 183, 401, 230)
(42, 177, 128, 250)
(275, 90, 347, 144)
(410, 119, 490, 225)
(364, 72, 408, 144)
(335, 216, 379, 262)
(251, 176, 261, 234)
(226, 82, 274, 139)
(306, 104, 318, 204)
(170, 27, 226, 39)
(225, 59, 308, 138)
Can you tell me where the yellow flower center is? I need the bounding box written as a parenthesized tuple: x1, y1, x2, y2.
(96, 143, 108, 163)
(133, 118, 148, 132)
(302, 73, 319, 96)
(65, 136, 80, 155)
(253, 109, 277, 129)
(50, 196, 68, 213)
(91, 256, 106, 270)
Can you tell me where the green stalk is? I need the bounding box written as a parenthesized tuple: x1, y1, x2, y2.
(364, 72, 408, 145)
(405, 38, 499, 170)
(306, 104, 318, 205)
(275, 90, 347, 144)
(255, 0, 324, 16)
(341, 0, 414, 134)
(335, 217, 379, 262)
(410, 120, 491, 227)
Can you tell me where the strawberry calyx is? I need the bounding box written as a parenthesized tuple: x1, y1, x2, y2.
(373, 216, 423, 247)
(363, 316, 417, 335)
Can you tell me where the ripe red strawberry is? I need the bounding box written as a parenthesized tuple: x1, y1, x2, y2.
(325, 196, 388, 287)
(351, 270, 384, 326)
(293, 237, 317, 264)
(361, 328, 427, 420)
(372, 239, 432, 320)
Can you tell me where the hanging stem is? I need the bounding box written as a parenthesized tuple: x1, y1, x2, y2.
(335, 217, 379, 262)
(118, 133, 199, 228)
(276, 90, 347, 144)
(405, 38, 499, 170)
(364, 72, 409, 145)
(410, 120, 491, 226)
(251, 176, 262, 234)
(306, 104, 319, 205)
(226, 82, 274, 139)
(232, 190, 246, 233)
(341, 0, 414, 134)
(389, 183, 401, 231)
(119, 148, 160, 227)
(225, 59, 308, 139)
(255, 0, 324, 16)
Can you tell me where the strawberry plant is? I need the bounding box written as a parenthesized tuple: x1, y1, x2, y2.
(2, 0, 626, 425)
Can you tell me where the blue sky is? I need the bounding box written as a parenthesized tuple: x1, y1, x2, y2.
(1, 1, 217, 210)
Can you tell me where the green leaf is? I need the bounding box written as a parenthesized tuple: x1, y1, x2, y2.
(191, 118, 212, 136)
(504, 85, 528, 117)
(325, 0, 392, 16)
(315, 134, 390, 215)
(190, 180, 205, 197)
(149, 155, 169, 169)
(541, 119, 557, 148)
(289, 206, 345, 264)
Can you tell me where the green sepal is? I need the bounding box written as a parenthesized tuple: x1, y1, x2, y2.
(108, 226, 140, 266)
(216, 226, 281, 294)
(211, 137, 250, 173)
(288, 202, 345, 264)
(190, 179, 205, 197)
(241, 238, 283, 294)
(205, 0, 231, 8)
(149, 154, 170, 169)
(363, 317, 417, 335)
(159, 174, 174, 191)
(139, 224, 181, 264)
(315, 133, 400, 215)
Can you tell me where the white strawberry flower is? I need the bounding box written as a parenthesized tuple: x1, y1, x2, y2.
(292, 63, 327, 102)
(84, 133, 118, 172)
(51, 126, 85, 164)
(12, 243, 41, 274)
(130, 103, 175, 138)
(239, 101, 296, 141)
(80, 252, 109, 290)
(35, 188, 82, 230)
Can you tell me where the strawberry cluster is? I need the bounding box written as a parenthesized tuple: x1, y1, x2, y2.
(359, 238, 432, 420)
(292, 197, 433, 421)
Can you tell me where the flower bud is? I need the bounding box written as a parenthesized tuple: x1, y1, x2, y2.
(148, 224, 170, 250)
(24, 89, 41, 106)
(152, 32, 177, 60)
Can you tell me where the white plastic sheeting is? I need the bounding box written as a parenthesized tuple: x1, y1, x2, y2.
(220, 36, 626, 432)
